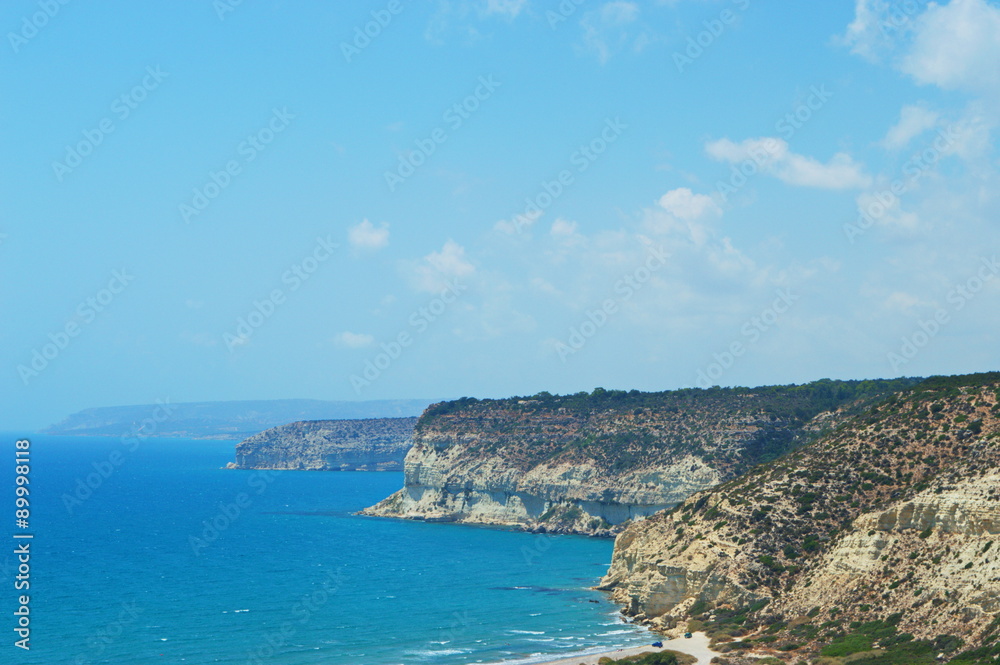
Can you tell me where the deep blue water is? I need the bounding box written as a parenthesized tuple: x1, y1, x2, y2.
(1, 434, 653, 664)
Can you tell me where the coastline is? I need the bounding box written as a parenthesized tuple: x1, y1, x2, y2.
(481, 632, 719, 665)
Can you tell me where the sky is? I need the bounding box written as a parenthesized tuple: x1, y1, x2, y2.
(1, 0, 999, 430)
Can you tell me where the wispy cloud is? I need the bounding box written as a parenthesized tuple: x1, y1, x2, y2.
(335, 331, 375, 348)
(841, 0, 1000, 98)
(881, 104, 940, 150)
(425, 0, 528, 44)
(405, 240, 476, 293)
(579, 1, 650, 63)
(348, 219, 390, 251)
(706, 137, 872, 189)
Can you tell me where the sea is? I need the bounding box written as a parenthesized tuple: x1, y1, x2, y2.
(1, 433, 656, 665)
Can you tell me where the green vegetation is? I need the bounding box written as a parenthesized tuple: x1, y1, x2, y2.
(629, 372, 1000, 663)
(420, 378, 921, 475)
(597, 651, 682, 665)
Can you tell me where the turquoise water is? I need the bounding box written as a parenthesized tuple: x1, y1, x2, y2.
(1, 434, 654, 664)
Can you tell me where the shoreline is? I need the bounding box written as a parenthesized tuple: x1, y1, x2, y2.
(482, 632, 720, 665)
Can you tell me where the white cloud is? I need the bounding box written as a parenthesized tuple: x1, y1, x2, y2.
(335, 331, 375, 348)
(881, 104, 940, 149)
(839, 0, 900, 61)
(580, 1, 646, 63)
(550, 218, 581, 239)
(530, 276, 561, 296)
(657, 187, 722, 221)
(484, 0, 527, 18)
(425, 0, 527, 43)
(494, 208, 541, 235)
(883, 290, 925, 315)
(855, 189, 923, 234)
(706, 137, 872, 189)
(642, 188, 722, 246)
(900, 0, 1000, 94)
(841, 0, 1000, 97)
(348, 219, 390, 251)
(407, 239, 476, 293)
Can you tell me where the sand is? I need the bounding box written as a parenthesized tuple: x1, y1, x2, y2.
(525, 632, 720, 665)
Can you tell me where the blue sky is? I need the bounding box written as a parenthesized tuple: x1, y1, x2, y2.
(2, 0, 999, 429)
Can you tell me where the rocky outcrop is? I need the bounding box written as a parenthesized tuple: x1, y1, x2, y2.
(368, 450, 721, 535)
(46, 399, 432, 440)
(363, 380, 914, 535)
(231, 417, 417, 471)
(599, 372, 1000, 661)
(773, 472, 1000, 639)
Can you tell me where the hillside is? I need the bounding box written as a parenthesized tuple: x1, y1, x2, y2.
(231, 417, 418, 471)
(599, 372, 1000, 664)
(45, 398, 433, 440)
(362, 379, 916, 535)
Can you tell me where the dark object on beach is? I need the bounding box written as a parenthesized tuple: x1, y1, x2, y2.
(651, 641, 663, 647)
(684, 632, 692, 638)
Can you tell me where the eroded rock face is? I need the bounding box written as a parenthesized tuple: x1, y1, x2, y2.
(232, 418, 417, 471)
(773, 471, 1000, 638)
(367, 450, 720, 535)
(597, 375, 1000, 653)
(362, 382, 905, 536)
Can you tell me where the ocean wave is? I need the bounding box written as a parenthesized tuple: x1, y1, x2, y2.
(473, 646, 631, 665)
(403, 648, 469, 658)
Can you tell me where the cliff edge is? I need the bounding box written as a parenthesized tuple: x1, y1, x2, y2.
(599, 372, 1000, 664)
(362, 380, 914, 536)
(231, 417, 417, 471)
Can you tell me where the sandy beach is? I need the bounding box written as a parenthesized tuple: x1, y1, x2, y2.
(526, 632, 719, 665)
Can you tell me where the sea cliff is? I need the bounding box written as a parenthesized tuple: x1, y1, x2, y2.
(599, 372, 1000, 663)
(362, 380, 914, 535)
(231, 417, 417, 471)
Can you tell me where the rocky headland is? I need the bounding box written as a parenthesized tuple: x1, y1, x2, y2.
(599, 372, 1000, 664)
(362, 380, 914, 536)
(231, 417, 417, 471)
